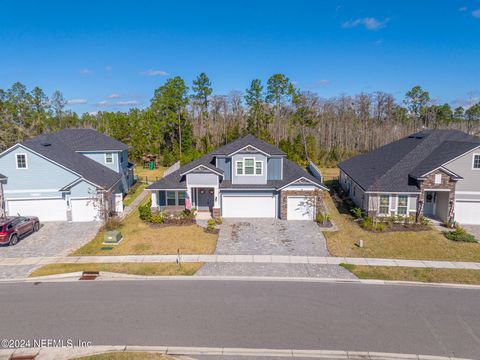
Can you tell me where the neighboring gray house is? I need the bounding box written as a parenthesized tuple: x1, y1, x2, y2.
(147, 135, 328, 220)
(338, 130, 480, 225)
(0, 129, 135, 222)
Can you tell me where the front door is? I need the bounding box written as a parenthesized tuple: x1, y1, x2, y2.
(424, 191, 436, 215)
(197, 188, 214, 212)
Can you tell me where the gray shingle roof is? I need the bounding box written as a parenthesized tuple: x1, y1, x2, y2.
(0, 173, 6, 179)
(147, 136, 326, 191)
(338, 130, 480, 192)
(212, 134, 286, 156)
(53, 128, 129, 151)
(22, 134, 122, 189)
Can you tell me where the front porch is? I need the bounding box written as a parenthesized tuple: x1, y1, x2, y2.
(421, 190, 454, 223)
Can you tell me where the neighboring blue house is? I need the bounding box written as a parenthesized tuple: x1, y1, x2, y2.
(147, 135, 328, 220)
(0, 129, 134, 222)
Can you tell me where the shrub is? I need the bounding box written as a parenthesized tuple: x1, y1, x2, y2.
(418, 216, 431, 226)
(138, 200, 152, 222)
(374, 222, 386, 231)
(151, 213, 164, 224)
(207, 218, 217, 231)
(360, 216, 374, 230)
(214, 217, 223, 225)
(315, 213, 331, 223)
(443, 227, 477, 243)
(180, 209, 195, 219)
(350, 207, 363, 219)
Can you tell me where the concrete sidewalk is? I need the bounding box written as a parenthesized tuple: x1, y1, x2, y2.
(1, 254, 480, 270)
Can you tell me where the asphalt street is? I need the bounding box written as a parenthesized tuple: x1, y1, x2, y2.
(0, 279, 479, 358)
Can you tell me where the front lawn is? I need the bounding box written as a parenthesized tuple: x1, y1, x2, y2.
(123, 182, 147, 207)
(72, 199, 218, 256)
(324, 193, 480, 262)
(341, 264, 480, 285)
(29, 262, 202, 277)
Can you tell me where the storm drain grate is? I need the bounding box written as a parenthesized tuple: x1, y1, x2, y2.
(79, 271, 99, 280)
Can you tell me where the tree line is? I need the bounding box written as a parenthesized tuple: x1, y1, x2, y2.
(1, 75, 479, 167)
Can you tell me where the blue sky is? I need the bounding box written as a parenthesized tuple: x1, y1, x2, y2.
(1, 0, 479, 113)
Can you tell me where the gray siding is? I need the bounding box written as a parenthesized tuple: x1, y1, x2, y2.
(216, 157, 231, 180)
(68, 180, 97, 197)
(444, 147, 480, 192)
(187, 173, 218, 186)
(231, 153, 267, 185)
(267, 158, 282, 180)
(0, 145, 79, 200)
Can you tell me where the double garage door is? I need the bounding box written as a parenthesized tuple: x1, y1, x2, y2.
(7, 198, 98, 222)
(455, 200, 480, 225)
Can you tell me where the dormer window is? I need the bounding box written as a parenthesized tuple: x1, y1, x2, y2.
(16, 153, 27, 169)
(236, 158, 263, 176)
(105, 153, 113, 164)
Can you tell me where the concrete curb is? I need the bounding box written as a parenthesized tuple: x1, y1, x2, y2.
(0, 345, 473, 360)
(3, 273, 480, 290)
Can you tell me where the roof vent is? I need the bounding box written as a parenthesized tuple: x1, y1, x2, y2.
(40, 142, 52, 146)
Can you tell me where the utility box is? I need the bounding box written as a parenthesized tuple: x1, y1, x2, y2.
(103, 231, 123, 245)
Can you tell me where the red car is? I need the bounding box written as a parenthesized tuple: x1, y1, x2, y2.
(0, 216, 40, 246)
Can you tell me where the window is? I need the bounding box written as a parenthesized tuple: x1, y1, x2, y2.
(167, 191, 176, 205)
(236, 161, 243, 175)
(16, 154, 27, 169)
(105, 153, 113, 164)
(177, 191, 186, 206)
(244, 158, 254, 175)
(474, 154, 480, 169)
(379, 195, 390, 215)
(255, 161, 262, 175)
(434, 174, 442, 185)
(397, 195, 408, 215)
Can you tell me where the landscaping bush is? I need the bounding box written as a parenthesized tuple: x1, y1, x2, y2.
(360, 217, 386, 232)
(214, 217, 223, 225)
(315, 213, 332, 225)
(350, 207, 363, 219)
(150, 212, 164, 224)
(205, 218, 219, 233)
(443, 227, 477, 243)
(138, 200, 152, 221)
(103, 216, 121, 231)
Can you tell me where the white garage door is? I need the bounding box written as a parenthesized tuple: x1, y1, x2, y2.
(71, 199, 99, 222)
(222, 195, 276, 218)
(287, 196, 315, 220)
(7, 198, 67, 221)
(455, 201, 480, 225)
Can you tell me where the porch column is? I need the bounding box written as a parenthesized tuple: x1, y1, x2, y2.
(151, 191, 158, 210)
(212, 185, 221, 217)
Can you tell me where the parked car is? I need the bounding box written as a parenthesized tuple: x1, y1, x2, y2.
(0, 216, 40, 246)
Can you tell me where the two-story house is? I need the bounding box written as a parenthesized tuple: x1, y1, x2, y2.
(0, 129, 134, 222)
(338, 129, 480, 225)
(147, 135, 328, 220)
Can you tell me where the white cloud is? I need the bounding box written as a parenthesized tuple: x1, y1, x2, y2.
(67, 98, 88, 105)
(96, 100, 110, 107)
(117, 100, 140, 106)
(472, 9, 480, 18)
(141, 69, 169, 76)
(459, 6, 468, 12)
(107, 93, 121, 99)
(79, 69, 92, 75)
(342, 17, 389, 30)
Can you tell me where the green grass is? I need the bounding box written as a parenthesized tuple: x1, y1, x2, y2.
(123, 182, 147, 207)
(341, 264, 480, 285)
(30, 262, 203, 277)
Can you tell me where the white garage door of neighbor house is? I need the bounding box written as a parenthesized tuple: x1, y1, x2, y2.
(222, 195, 276, 218)
(287, 196, 315, 220)
(7, 198, 67, 221)
(455, 201, 480, 225)
(71, 199, 99, 222)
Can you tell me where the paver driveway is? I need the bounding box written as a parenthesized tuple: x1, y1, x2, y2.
(197, 219, 355, 279)
(0, 221, 100, 278)
(463, 225, 480, 241)
(214, 218, 330, 256)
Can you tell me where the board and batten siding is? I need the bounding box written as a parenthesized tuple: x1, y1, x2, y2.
(444, 146, 480, 192)
(216, 157, 231, 180)
(367, 194, 418, 215)
(80, 151, 120, 172)
(187, 173, 218, 186)
(267, 158, 282, 180)
(0, 145, 79, 199)
(231, 153, 267, 185)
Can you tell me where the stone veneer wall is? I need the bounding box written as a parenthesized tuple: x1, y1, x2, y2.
(418, 169, 456, 219)
(280, 189, 324, 220)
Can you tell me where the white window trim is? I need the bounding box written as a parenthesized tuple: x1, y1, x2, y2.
(105, 152, 114, 164)
(472, 153, 480, 170)
(396, 194, 409, 216)
(166, 190, 186, 206)
(15, 153, 28, 169)
(235, 157, 263, 176)
(378, 194, 390, 215)
(434, 174, 442, 185)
